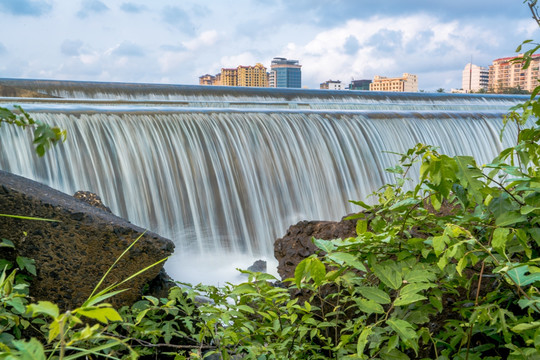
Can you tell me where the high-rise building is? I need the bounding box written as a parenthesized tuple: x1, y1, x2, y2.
(369, 73, 418, 92)
(349, 79, 372, 90)
(462, 63, 489, 93)
(488, 54, 540, 93)
(237, 63, 269, 87)
(270, 57, 302, 88)
(199, 74, 215, 86)
(220, 68, 238, 87)
(320, 80, 343, 90)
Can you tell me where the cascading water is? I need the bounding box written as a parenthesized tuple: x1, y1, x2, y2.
(0, 79, 527, 284)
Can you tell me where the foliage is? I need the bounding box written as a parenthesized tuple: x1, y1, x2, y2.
(0, 233, 165, 360)
(0, 105, 65, 156)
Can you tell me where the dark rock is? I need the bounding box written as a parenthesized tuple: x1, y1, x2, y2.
(274, 218, 356, 281)
(0, 170, 175, 311)
(247, 259, 267, 273)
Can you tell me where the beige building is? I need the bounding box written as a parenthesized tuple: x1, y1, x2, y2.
(369, 73, 418, 92)
(488, 54, 540, 93)
(320, 80, 343, 90)
(199, 63, 269, 87)
(199, 74, 215, 86)
(237, 63, 269, 87)
(220, 68, 238, 86)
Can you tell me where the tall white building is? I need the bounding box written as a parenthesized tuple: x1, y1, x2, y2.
(462, 63, 489, 93)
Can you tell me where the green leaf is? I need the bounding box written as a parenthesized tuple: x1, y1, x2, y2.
(420, 154, 457, 198)
(76, 306, 123, 324)
(236, 304, 255, 314)
(327, 252, 366, 272)
(0, 214, 58, 222)
(456, 256, 467, 276)
(394, 293, 427, 307)
(432, 234, 448, 256)
(16, 256, 36, 276)
(387, 318, 418, 354)
(11, 338, 46, 360)
(28, 301, 59, 319)
(455, 156, 485, 203)
(495, 211, 527, 227)
(295, 258, 308, 288)
(373, 264, 402, 290)
(7, 297, 26, 314)
(313, 238, 336, 253)
(294, 257, 326, 287)
(380, 347, 411, 360)
(0, 238, 15, 248)
(355, 298, 385, 314)
(387, 319, 417, 341)
(492, 227, 510, 257)
(309, 258, 326, 285)
(357, 286, 391, 304)
(389, 198, 420, 212)
(356, 219, 368, 234)
(357, 327, 372, 357)
(348, 200, 372, 210)
(231, 283, 257, 295)
(511, 321, 540, 332)
(404, 269, 436, 283)
(400, 283, 434, 296)
(135, 308, 151, 325)
(488, 195, 526, 226)
(505, 264, 540, 286)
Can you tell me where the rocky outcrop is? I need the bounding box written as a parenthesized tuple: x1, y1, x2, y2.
(274, 218, 357, 280)
(0, 170, 175, 310)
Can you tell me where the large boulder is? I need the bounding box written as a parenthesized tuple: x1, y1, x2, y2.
(274, 218, 357, 280)
(0, 170, 175, 310)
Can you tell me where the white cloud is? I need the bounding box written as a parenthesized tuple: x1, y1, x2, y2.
(182, 30, 219, 51)
(220, 52, 259, 68)
(284, 14, 513, 89)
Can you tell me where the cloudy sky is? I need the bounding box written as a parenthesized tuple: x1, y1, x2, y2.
(0, 0, 539, 91)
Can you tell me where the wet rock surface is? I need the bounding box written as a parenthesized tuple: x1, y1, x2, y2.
(0, 170, 174, 310)
(274, 217, 356, 280)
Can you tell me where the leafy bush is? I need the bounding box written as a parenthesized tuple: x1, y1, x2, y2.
(0, 105, 65, 156)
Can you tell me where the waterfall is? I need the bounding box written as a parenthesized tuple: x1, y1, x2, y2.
(0, 79, 526, 284)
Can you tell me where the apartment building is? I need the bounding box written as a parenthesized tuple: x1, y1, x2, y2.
(237, 63, 269, 87)
(199, 74, 215, 86)
(488, 54, 540, 93)
(220, 68, 238, 86)
(199, 63, 268, 87)
(320, 80, 343, 90)
(369, 73, 418, 92)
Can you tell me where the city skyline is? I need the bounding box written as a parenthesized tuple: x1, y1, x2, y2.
(0, 0, 538, 91)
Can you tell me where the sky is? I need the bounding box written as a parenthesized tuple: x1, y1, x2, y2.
(0, 0, 539, 91)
